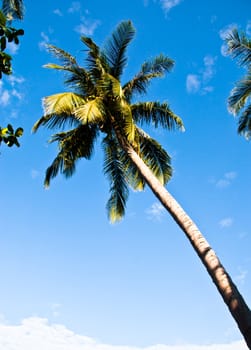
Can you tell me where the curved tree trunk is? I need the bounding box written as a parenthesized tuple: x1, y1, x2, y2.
(125, 144, 251, 348)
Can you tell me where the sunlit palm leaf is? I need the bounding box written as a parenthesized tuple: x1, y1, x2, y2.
(99, 73, 123, 98)
(33, 93, 85, 132)
(43, 92, 85, 115)
(132, 101, 184, 130)
(74, 98, 105, 124)
(103, 135, 129, 222)
(102, 20, 135, 79)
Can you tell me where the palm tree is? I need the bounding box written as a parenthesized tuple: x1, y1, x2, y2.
(1, 0, 24, 20)
(33, 21, 251, 347)
(226, 28, 251, 140)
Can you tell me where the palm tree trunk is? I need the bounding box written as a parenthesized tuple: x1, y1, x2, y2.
(125, 144, 251, 348)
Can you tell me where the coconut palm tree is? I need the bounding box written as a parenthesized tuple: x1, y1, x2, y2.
(2, 0, 24, 20)
(33, 21, 251, 347)
(226, 28, 251, 140)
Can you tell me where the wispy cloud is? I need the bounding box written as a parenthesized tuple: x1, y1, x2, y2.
(159, 0, 183, 13)
(146, 202, 165, 221)
(0, 74, 25, 107)
(74, 17, 100, 36)
(31, 169, 40, 179)
(219, 217, 233, 228)
(0, 89, 10, 106)
(7, 41, 20, 55)
(186, 55, 217, 94)
(68, 1, 81, 14)
(144, 0, 182, 13)
(50, 303, 62, 318)
(186, 74, 200, 94)
(210, 171, 237, 189)
(235, 267, 248, 285)
(0, 317, 246, 350)
(53, 8, 63, 16)
(38, 32, 50, 51)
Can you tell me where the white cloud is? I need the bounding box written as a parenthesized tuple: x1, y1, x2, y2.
(146, 202, 165, 221)
(0, 90, 10, 106)
(39, 32, 50, 51)
(160, 0, 182, 13)
(186, 74, 200, 93)
(224, 172, 237, 181)
(74, 17, 100, 36)
(219, 217, 233, 228)
(235, 267, 248, 285)
(0, 317, 246, 350)
(203, 55, 216, 82)
(210, 171, 237, 189)
(186, 56, 216, 94)
(8, 75, 25, 86)
(50, 303, 62, 318)
(53, 8, 63, 16)
(0, 74, 24, 107)
(68, 1, 81, 14)
(31, 169, 40, 179)
(7, 41, 19, 55)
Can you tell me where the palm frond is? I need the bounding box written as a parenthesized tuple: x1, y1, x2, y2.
(102, 20, 135, 79)
(228, 70, 251, 115)
(46, 44, 77, 66)
(137, 127, 172, 185)
(43, 92, 85, 115)
(74, 97, 105, 125)
(132, 101, 184, 131)
(120, 146, 145, 191)
(44, 154, 65, 188)
(141, 54, 174, 75)
(33, 113, 79, 133)
(64, 65, 96, 95)
(44, 124, 98, 187)
(237, 103, 251, 139)
(102, 135, 129, 223)
(123, 54, 174, 101)
(44, 62, 96, 96)
(81, 36, 109, 81)
(110, 99, 136, 146)
(95, 73, 123, 101)
(226, 28, 251, 67)
(32, 92, 85, 132)
(2, 0, 24, 20)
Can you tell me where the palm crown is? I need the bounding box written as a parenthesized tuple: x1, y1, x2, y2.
(226, 28, 251, 139)
(33, 20, 184, 222)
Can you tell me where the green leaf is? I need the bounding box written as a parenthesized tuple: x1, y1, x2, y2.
(7, 124, 14, 133)
(15, 127, 24, 137)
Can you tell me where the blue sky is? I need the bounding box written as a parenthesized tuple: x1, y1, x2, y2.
(0, 0, 251, 349)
